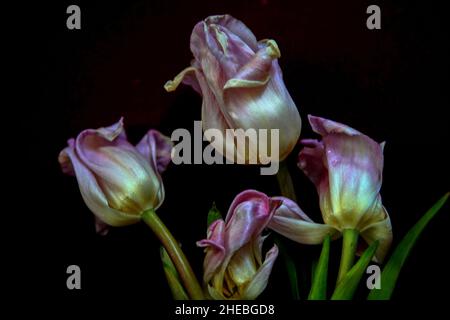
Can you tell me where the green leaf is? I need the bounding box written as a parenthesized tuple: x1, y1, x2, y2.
(368, 192, 449, 300)
(308, 235, 331, 300)
(207, 202, 222, 228)
(331, 240, 379, 300)
(160, 246, 189, 300)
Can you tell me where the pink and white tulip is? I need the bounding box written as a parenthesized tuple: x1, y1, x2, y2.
(197, 190, 280, 300)
(165, 15, 301, 163)
(269, 115, 392, 262)
(58, 118, 173, 231)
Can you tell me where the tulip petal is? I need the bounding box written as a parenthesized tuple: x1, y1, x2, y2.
(136, 129, 173, 174)
(323, 133, 383, 228)
(268, 198, 338, 244)
(223, 40, 280, 90)
(222, 61, 301, 161)
(308, 115, 360, 136)
(301, 115, 385, 230)
(164, 66, 200, 93)
(298, 139, 326, 187)
(197, 220, 226, 283)
(360, 209, 393, 263)
(242, 244, 279, 300)
(204, 15, 258, 52)
(58, 144, 75, 176)
(59, 140, 140, 227)
(75, 119, 163, 213)
(224, 190, 278, 255)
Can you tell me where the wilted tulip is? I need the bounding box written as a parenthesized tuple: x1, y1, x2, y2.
(58, 118, 173, 231)
(269, 115, 392, 262)
(165, 15, 301, 163)
(197, 190, 280, 300)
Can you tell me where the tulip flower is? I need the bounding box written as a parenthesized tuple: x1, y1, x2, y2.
(197, 190, 280, 300)
(269, 116, 392, 265)
(165, 14, 301, 163)
(58, 118, 173, 230)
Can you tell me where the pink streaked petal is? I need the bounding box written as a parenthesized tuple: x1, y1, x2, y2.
(75, 119, 137, 169)
(222, 40, 276, 90)
(224, 190, 278, 256)
(242, 244, 278, 300)
(298, 139, 327, 187)
(197, 220, 227, 283)
(204, 15, 258, 52)
(324, 134, 383, 226)
(191, 22, 232, 90)
(62, 142, 140, 227)
(212, 24, 255, 74)
(225, 202, 268, 254)
(225, 190, 270, 224)
(74, 121, 157, 205)
(136, 129, 173, 174)
(308, 115, 361, 137)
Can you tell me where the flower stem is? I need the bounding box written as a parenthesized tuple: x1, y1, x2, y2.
(141, 209, 204, 300)
(336, 229, 359, 284)
(276, 160, 297, 202)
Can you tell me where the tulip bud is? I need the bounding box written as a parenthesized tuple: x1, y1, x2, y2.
(165, 15, 301, 163)
(197, 190, 280, 300)
(58, 118, 173, 230)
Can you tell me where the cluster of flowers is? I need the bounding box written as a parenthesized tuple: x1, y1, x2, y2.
(59, 15, 392, 300)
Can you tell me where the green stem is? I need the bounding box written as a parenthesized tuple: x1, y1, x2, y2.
(142, 209, 204, 300)
(336, 229, 359, 284)
(276, 160, 297, 202)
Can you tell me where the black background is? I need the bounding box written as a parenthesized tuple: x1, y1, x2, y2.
(16, 0, 450, 314)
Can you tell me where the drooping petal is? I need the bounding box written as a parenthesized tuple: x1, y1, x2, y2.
(59, 140, 140, 226)
(242, 244, 278, 300)
(268, 197, 338, 244)
(164, 66, 201, 93)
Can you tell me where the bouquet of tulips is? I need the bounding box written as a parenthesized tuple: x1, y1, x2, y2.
(58, 15, 448, 300)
